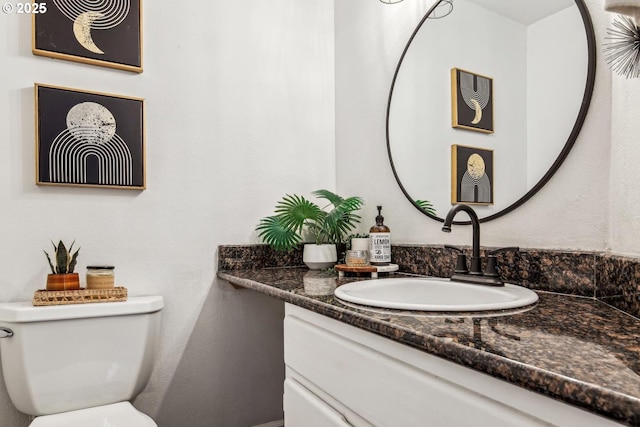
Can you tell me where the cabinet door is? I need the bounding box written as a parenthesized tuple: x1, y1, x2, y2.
(284, 378, 353, 427)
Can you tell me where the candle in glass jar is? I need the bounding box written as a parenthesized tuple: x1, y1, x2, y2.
(86, 266, 115, 289)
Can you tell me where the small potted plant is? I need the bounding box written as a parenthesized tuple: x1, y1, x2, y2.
(43, 240, 81, 291)
(256, 189, 364, 269)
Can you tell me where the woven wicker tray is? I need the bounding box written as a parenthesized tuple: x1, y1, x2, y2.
(33, 287, 128, 306)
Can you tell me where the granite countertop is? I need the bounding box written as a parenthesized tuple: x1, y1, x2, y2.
(217, 267, 640, 426)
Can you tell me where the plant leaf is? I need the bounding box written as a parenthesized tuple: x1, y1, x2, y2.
(312, 189, 343, 208)
(43, 250, 55, 274)
(256, 190, 364, 250)
(55, 240, 68, 274)
(68, 248, 80, 273)
(274, 194, 323, 231)
(416, 199, 436, 216)
(321, 195, 364, 245)
(256, 215, 302, 251)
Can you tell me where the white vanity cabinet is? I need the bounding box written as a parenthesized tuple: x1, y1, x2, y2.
(283, 303, 623, 427)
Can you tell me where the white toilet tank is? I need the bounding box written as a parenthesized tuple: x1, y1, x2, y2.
(0, 296, 163, 416)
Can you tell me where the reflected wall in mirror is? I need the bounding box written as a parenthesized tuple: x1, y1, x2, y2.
(387, 0, 596, 222)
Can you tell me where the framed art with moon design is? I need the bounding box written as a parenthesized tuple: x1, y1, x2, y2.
(451, 144, 493, 205)
(35, 83, 145, 190)
(451, 68, 493, 133)
(32, 0, 142, 73)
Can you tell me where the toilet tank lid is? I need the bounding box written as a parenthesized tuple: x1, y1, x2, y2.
(0, 296, 163, 323)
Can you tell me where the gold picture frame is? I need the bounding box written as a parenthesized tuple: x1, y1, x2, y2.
(451, 144, 493, 205)
(451, 68, 494, 133)
(35, 83, 146, 190)
(32, 0, 143, 73)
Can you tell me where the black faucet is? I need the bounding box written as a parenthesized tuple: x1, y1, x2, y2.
(442, 204, 517, 287)
(442, 204, 482, 275)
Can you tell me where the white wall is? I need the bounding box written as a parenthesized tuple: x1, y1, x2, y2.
(609, 58, 640, 256)
(336, 0, 613, 253)
(0, 1, 334, 426)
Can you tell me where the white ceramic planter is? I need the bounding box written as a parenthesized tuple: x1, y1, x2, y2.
(303, 244, 337, 270)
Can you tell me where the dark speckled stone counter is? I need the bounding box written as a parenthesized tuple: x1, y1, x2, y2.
(217, 267, 640, 426)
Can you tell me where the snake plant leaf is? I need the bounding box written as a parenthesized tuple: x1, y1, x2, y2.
(256, 215, 302, 251)
(44, 239, 80, 274)
(55, 240, 68, 274)
(68, 247, 80, 273)
(44, 250, 56, 274)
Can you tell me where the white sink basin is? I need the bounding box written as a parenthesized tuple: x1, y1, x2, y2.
(334, 277, 538, 312)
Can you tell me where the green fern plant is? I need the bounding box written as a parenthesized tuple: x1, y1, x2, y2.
(44, 240, 80, 274)
(256, 189, 364, 251)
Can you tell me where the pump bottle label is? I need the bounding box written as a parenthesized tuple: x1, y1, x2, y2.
(370, 232, 391, 264)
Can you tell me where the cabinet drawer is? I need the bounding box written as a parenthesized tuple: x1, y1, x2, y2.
(284, 378, 353, 427)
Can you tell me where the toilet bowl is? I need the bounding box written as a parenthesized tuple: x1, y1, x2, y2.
(0, 296, 163, 426)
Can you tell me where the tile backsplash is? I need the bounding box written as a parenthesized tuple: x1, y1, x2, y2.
(217, 244, 640, 318)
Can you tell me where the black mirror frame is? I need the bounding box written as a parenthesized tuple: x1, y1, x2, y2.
(385, 0, 597, 224)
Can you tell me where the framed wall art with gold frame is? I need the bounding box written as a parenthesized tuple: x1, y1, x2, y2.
(32, 0, 142, 73)
(451, 144, 493, 205)
(451, 68, 493, 133)
(35, 83, 145, 190)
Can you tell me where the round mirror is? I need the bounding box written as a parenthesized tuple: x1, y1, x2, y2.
(387, 0, 596, 222)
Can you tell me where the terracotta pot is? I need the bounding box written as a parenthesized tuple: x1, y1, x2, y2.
(46, 273, 80, 291)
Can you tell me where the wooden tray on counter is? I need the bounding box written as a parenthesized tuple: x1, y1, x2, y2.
(335, 263, 399, 278)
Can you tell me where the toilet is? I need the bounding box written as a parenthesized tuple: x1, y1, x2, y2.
(0, 295, 163, 426)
